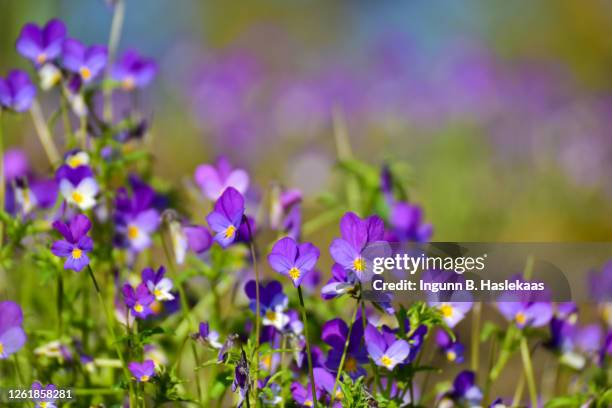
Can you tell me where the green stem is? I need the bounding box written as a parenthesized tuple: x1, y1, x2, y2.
(86, 265, 134, 407)
(104, 0, 125, 122)
(245, 218, 261, 400)
(57, 271, 64, 338)
(511, 373, 525, 406)
(30, 100, 60, 165)
(297, 286, 318, 408)
(471, 302, 481, 371)
(329, 299, 359, 405)
(520, 337, 538, 408)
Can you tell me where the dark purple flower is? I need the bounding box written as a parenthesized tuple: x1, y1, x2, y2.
(0, 301, 27, 359)
(111, 49, 157, 90)
(321, 263, 358, 299)
(122, 283, 155, 319)
(195, 156, 249, 200)
(364, 324, 410, 369)
(0, 70, 36, 112)
(268, 237, 320, 287)
(16, 19, 66, 65)
(114, 177, 160, 252)
(195, 321, 223, 349)
(322, 318, 368, 379)
(141, 266, 174, 302)
(3, 148, 29, 181)
(548, 317, 604, 369)
(387, 201, 433, 243)
(233, 349, 250, 408)
(291, 380, 322, 407)
(244, 280, 289, 331)
(12, 177, 58, 215)
(435, 329, 465, 363)
(329, 212, 384, 282)
(128, 359, 155, 382)
(50, 214, 93, 272)
(31, 381, 57, 408)
(206, 187, 245, 247)
(444, 370, 483, 406)
(62, 39, 107, 83)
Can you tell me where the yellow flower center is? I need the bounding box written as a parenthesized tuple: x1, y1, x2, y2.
(0, 342, 4, 355)
(446, 350, 457, 362)
(22, 189, 31, 204)
(262, 355, 272, 369)
(140, 375, 150, 382)
(345, 356, 357, 373)
(515, 312, 527, 325)
(440, 304, 453, 318)
(40, 403, 49, 408)
(380, 355, 393, 368)
(37, 53, 47, 64)
(122, 77, 136, 90)
(265, 309, 276, 321)
(72, 248, 83, 259)
(67, 156, 83, 168)
(134, 303, 144, 313)
(71, 191, 84, 204)
(288, 267, 301, 280)
(154, 289, 162, 298)
(224, 225, 237, 239)
(127, 225, 140, 240)
(304, 401, 313, 407)
(80, 66, 92, 81)
(353, 257, 365, 272)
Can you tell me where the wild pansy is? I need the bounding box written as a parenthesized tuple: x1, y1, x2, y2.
(167, 220, 212, 265)
(245, 280, 289, 331)
(0, 301, 27, 359)
(439, 370, 483, 407)
(270, 187, 302, 240)
(12, 178, 58, 216)
(16, 19, 66, 65)
(33, 340, 72, 361)
(386, 201, 433, 243)
(322, 317, 368, 379)
(141, 266, 174, 302)
(3, 148, 29, 181)
(364, 323, 410, 370)
(195, 321, 223, 349)
(321, 263, 358, 299)
(31, 381, 58, 408)
(64, 150, 90, 169)
(123, 282, 155, 319)
(38, 62, 62, 90)
(195, 156, 249, 200)
(589, 261, 612, 327)
(290, 380, 322, 408)
(111, 49, 157, 91)
(329, 212, 385, 282)
(233, 350, 250, 408)
(206, 186, 246, 247)
(0, 70, 36, 112)
(497, 297, 552, 329)
(50, 214, 93, 272)
(436, 329, 465, 363)
(128, 359, 156, 382)
(425, 270, 473, 328)
(547, 318, 603, 369)
(56, 164, 99, 210)
(62, 38, 108, 83)
(114, 177, 161, 252)
(268, 237, 320, 287)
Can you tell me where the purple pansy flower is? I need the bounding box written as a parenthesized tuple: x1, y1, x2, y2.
(442, 370, 483, 406)
(16, 19, 66, 65)
(329, 212, 385, 282)
(111, 49, 157, 90)
(364, 323, 410, 370)
(233, 349, 250, 408)
(0, 70, 36, 112)
(50, 214, 93, 272)
(387, 201, 433, 243)
(168, 220, 212, 265)
(425, 270, 473, 328)
(321, 263, 358, 299)
(0, 301, 27, 359)
(56, 165, 99, 210)
(497, 301, 553, 329)
(195, 156, 249, 201)
(128, 359, 155, 382)
(206, 187, 246, 247)
(114, 177, 161, 252)
(268, 237, 320, 287)
(141, 266, 174, 302)
(31, 381, 57, 408)
(548, 318, 603, 369)
(270, 187, 302, 240)
(62, 39, 107, 83)
(123, 283, 155, 319)
(291, 380, 322, 408)
(245, 280, 290, 331)
(322, 318, 368, 379)
(195, 321, 223, 349)
(3, 148, 29, 181)
(435, 329, 465, 363)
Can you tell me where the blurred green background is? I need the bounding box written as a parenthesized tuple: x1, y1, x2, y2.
(1, 0, 612, 241)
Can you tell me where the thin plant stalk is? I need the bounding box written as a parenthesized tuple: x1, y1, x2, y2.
(360, 300, 380, 393)
(57, 271, 64, 337)
(30, 100, 60, 165)
(329, 299, 360, 405)
(86, 265, 134, 407)
(297, 286, 317, 408)
(471, 301, 481, 371)
(511, 373, 525, 406)
(244, 216, 261, 399)
(103, 0, 125, 122)
(520, 337, 538, 408)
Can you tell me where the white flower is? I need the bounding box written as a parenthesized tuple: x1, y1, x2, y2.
(38, 63, 62, 90)
(147, 278, 175, 302)
(60, 177, 99, 210)
(65, 151, 90, 168)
